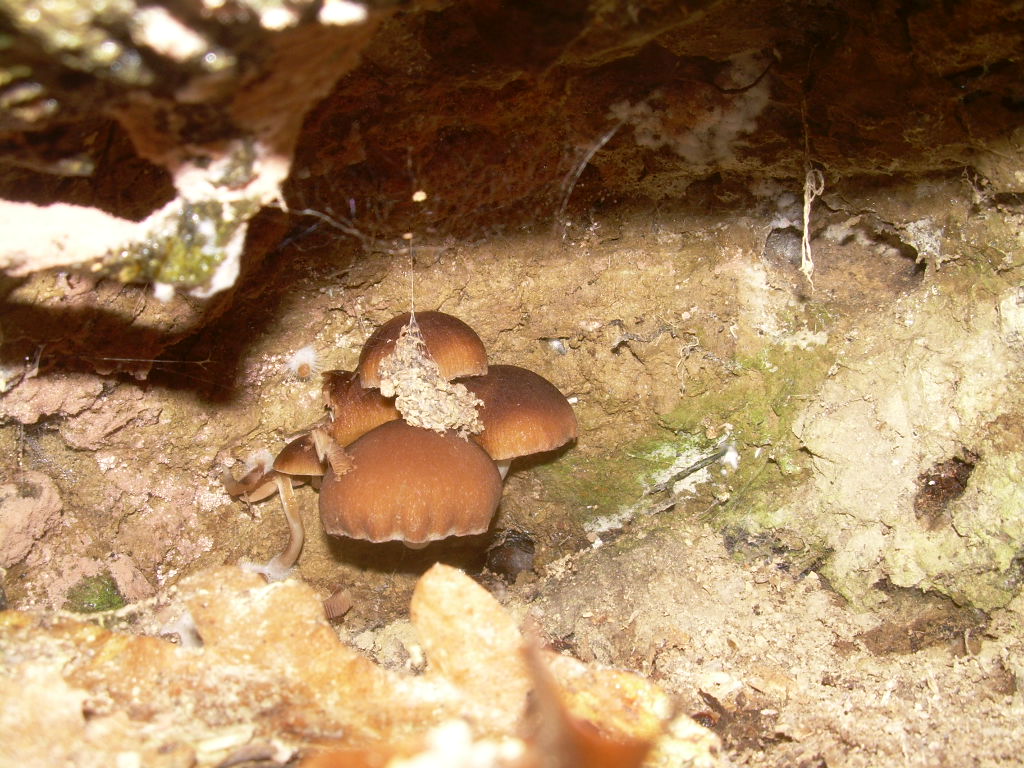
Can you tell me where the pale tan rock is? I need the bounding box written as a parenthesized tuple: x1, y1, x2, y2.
(410, 563, 531, 728)
(0, 660, 88, 767)
(108, 554, 156, 602)
(0, 201, 143, 277)
(545, 653, 674, 742)
(59, 388, 161, 451)
(0, 565, 715, 767)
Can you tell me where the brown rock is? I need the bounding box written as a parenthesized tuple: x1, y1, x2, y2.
(0, 470, 63, 568)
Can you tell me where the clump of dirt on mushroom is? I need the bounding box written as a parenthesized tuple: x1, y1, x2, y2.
(377, 314, 484, 436)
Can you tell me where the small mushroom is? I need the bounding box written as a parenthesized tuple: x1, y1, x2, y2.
(275, 429, 353, 492)
(322, 587, 354, 621)
(273, 432, 326, 478)
(310, 427, 354, 477)
(286, 345, 319, 380)
(319, 419, 502, 547)
(221, 451, 278, 501)
(462, 364, 578, 478)
(224, 448, 309, 582)
(261, 473, 304, 580)
(229, 471, 304, 582)
(321, 369, 400, 446)
(357, 311, 488, 389)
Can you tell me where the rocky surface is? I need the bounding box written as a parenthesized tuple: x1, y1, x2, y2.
(0, 565, 715, 767)
(1, 1, 1023, 766)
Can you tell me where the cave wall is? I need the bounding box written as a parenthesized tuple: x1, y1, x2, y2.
(2, 2, 1024, 767)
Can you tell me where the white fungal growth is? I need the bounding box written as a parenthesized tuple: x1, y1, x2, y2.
(318, 0, 368, 26)
(377, 315, 483, 437)
(152, 282, 175, 302)
(244, 449, 276, 476)
(287, 345, 319, 380)
(609, 52, 771, 168)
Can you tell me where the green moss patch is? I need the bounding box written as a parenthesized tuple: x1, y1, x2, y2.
(64, 572, 126, 613)
(537, 332, 837, 563)
(537, 430, 715, 531)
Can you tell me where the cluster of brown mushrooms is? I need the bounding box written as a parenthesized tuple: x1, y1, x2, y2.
(224, 311, 577, 580)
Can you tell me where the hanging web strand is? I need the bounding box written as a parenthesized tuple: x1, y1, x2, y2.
(407, 185, 427, 313)
(555, 119, 625, 239)
(408, 235, 416, 315)
(379, 187, 481, 436)
(377, 317, 483, 437)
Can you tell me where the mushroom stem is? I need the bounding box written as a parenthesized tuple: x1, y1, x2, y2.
(266, 473, 304, 576)
(496, 459, 511, 480)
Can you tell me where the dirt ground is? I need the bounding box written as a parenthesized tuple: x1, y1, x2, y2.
(2, 164, 1023, 766)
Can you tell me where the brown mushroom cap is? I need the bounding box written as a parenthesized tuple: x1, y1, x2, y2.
(319, 420, 502, 544)
(462, 364, 578, 461)
(273, 433, 325, 476)
(357, 311, 488, 389)
(322, 369, 400, 446)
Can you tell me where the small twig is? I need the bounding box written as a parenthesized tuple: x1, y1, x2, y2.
(644, 446, 730, 496)
(799, 98, 825, 287)
(800, 167, 825, 286)
(283, 204, 370, 243)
